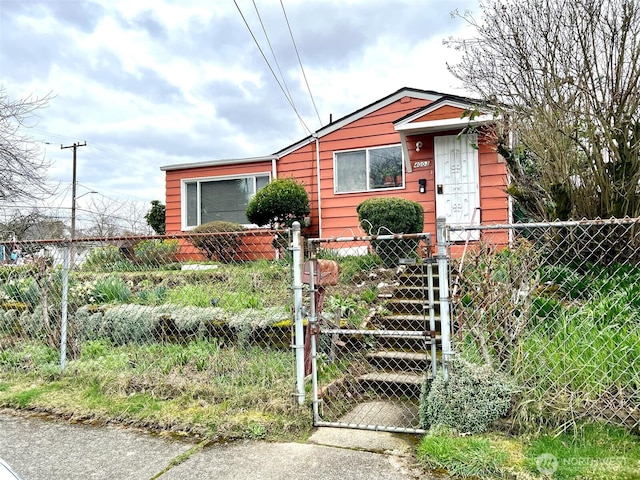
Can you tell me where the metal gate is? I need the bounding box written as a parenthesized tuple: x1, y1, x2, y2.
(302, 228, 451, 434)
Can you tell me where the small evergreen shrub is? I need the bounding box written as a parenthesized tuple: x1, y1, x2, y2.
(191, 221, 244, 263)
(133, 239, 179, 266)
(73, 304, 289, 346)
(246, 177, 310, 227)
(102, 304, 159, 345)
(356, 197, 424, 267)
(420, 357, 517, 433)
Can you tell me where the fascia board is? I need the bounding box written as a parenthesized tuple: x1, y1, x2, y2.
(160, 156, 278, 171)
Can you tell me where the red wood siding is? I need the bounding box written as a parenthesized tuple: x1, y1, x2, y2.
(412, 105, 467, 123)
(163, 93, 510, 250)
(287, 97, 434, 239)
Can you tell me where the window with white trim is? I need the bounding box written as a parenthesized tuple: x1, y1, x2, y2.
(184, 174, 270, 227)
(334, 145, 404, 193)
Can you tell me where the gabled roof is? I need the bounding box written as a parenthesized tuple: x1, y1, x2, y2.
(393, 95, 498, 173)
(393, 95, 495, 135)
(274, 87, 446, 157)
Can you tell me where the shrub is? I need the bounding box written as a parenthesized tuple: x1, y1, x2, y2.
(191, 221, 244, 263)
(136, 286, 168, 305)
(356, 197, 424, 267)
(91, 276, 131, 304)
(145, 200, 166, 235)
(82, 245, 124, 271)
(420, 357, 517, 433)
(102, 304, 159, 345)
(246, 177, 310, 228)
(133, 239, 179, 266)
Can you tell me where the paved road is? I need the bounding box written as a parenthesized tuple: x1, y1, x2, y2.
(0, 410, 432, 479)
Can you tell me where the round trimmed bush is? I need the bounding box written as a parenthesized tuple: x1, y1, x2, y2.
(356, 197, 424, 266)
(246, 177, 310, 228)
(191, 221, 244, 263)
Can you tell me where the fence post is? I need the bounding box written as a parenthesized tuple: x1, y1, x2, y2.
(436, 217, 452, 380)
(291, 222, 305, 405)
(307, 252, 321, 424)
(60, 242, 70, 373)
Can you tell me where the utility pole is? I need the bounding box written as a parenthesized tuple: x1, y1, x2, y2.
(61, 142, 87, 239)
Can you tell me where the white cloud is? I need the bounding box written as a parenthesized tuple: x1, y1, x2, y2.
(0, 0, 478, 210)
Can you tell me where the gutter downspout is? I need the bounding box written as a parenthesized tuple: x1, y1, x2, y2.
(313, 134, 323, 237)
(272, 157, 277, 180)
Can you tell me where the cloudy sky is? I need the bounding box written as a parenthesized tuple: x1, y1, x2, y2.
(0, 0, 477, 215)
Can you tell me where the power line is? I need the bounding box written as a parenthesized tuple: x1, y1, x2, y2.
(279, 0, 322, 127)
(233, 0, 312, 136)
(252, 0, 296, 110)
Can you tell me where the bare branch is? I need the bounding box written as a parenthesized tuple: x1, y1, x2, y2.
(448, 0, 640, 219)
(0, 87, 55, 202)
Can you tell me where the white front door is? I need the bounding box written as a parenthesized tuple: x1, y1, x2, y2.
(434, 134, 480, 240)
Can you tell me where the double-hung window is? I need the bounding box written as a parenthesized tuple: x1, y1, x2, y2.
(334, 144, 404, 193)
(184, 174, 270, 227)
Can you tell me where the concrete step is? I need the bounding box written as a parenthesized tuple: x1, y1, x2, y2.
(365, 350, 430, 372)
(376, 333, 439, 351)
(385, 298, 441, 316)
(374, 314, 440, 331)
(366, 351, 429, 362)
(357, 371, 428, 397)
(359, 372, 426, 385)
(390, 287, 440, 301)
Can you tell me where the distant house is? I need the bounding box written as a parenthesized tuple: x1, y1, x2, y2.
(160, 87, 509, 243)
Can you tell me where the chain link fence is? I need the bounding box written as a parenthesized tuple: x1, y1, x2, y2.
(0, 229, 299, 433)
(3, 218, 637, 437)
(306, 233, 436, 433)
(450, 218, 640, 433)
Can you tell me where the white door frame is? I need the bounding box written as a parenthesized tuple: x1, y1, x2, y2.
(434, 134, 480, 240)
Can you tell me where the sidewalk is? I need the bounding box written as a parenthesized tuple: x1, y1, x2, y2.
(0, 411, 431, 479)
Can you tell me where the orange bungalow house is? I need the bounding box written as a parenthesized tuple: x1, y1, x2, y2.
(160, 87, 510, 252)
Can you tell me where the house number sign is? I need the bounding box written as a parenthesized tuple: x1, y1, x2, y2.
(413, 160, 431, 168)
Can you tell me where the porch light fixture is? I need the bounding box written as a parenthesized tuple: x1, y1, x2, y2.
(416, 141, 423, 152)
(418, 178, 427, 194)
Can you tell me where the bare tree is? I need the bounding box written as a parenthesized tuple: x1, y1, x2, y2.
(80, 195, 152, 237)
(0, 209, 65, 240)
(0, 87, 55, 202)
(448, 0, 640, 220)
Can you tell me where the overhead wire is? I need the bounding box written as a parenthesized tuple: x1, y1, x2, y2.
(29, 128, 161, 202)
(251, 0, 296, 110)
(279, 0, 322, 127)
(233, 0, 313, 136)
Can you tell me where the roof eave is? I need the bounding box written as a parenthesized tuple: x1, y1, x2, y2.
(395, 114, 496, 135)
(160, 155, 278, 172)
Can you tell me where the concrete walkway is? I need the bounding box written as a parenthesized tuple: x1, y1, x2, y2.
(0, 410, 433, 479)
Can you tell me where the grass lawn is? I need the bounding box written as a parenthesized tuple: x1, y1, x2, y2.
(417, 424, 640, 479)
(0, 340, 312, 442)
